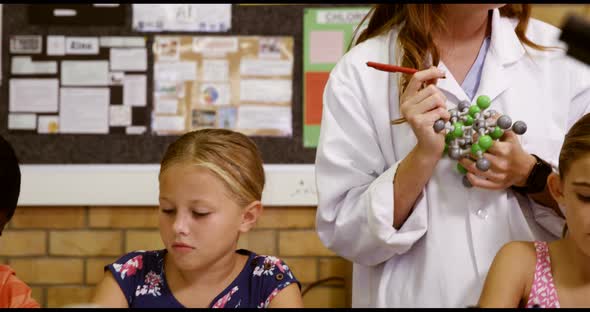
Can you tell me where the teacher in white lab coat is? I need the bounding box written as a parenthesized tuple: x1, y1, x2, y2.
(315, 4, 590, 308)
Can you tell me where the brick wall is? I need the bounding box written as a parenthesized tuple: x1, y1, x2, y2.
(1, 206, 352, 308)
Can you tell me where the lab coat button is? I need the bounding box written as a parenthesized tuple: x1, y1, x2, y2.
(476, 208, 488, 220)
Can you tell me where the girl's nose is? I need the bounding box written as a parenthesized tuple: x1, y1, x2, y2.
(172, 216, 189, 235)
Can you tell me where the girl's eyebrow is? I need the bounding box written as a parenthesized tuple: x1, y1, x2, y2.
(188, 199, 215, 206)
(572, 181, 590, 187)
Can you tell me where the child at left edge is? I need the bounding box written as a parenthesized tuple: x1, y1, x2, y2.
(0, 135, 41, 308)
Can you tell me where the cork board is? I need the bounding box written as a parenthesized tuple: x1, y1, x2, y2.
(152, 35, 294, 137)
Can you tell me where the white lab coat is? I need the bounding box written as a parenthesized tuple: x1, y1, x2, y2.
(315, 9, 590, 308)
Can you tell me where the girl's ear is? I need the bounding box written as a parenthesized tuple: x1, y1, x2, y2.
(239, 200, 263, 233)
(547, 172, 565, 206)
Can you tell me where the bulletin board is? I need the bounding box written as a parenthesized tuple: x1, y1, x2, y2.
(0, 4, 367, 164)
(8, 35, 149, 136)
(152, 36, 294, 137)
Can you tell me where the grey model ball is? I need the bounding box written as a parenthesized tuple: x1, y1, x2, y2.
(476, 158, 491, 171)
(458, 101, 470, 112)
(449, 147, 462, 160)
(496, 115, 512, 130)
(434, 119, 446, 133)
(512, 120, 527, 135)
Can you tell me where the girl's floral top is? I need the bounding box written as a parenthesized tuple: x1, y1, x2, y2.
(105, 249, 300, 308)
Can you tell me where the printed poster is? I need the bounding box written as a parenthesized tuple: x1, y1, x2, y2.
(133, 4, 231, 32)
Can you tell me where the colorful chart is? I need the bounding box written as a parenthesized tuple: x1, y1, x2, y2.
(302, 7, 370, 148)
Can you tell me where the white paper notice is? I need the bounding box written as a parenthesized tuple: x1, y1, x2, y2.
(37, 115, 59, 134)
(192, 37, 238, 55)
(154, 98, 178, 114)
(202, 59, 229, 82)
(100, 36, 146, 48)
(240, 59, 293, 77)
(10, 35, 42, 54)
(123, 75, 147, 107)
(155, 80, 185, 98)
(236, 105, 292, 135)
(109, 105, 132, 126)
(239, 79, 292, 103)
(47, 35, 66, 56)
(61, 61, 109, 86)
(60, 88, 109, 134)
(154, 37, 180, 61)
(133, 4, 231, 32)
(65, 37, 100, 55)
(9, 79, 59, 113)
(110, 48, 147, 71)
(126, 126, 147, 135)
(154, 61, 197, 81)
(11, 56, 57, 74)
(153, 116, 185, 132)
(8, 113, 36, 130)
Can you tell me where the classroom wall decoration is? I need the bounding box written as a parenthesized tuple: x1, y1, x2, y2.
(152, 35, 293, 137)
(302, 7, 370, 148)
(0, 4, 366, 164)
(132, 4, 231, 32)
(7, 35, 148, 135)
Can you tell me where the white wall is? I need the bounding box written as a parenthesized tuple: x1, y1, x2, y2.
(18, 164, 317, 206)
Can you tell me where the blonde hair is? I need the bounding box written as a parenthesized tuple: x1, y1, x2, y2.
(160, 129, 265, 207)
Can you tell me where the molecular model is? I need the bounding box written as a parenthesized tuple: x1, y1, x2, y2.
(433, 95, 527, 188)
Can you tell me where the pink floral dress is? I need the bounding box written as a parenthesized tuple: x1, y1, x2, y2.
(525, 241, 560, 308)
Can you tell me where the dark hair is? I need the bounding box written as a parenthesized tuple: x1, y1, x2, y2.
(0, 135, 21, 220)
(559, 112, 590, 237)
(558, 112, 590, 178)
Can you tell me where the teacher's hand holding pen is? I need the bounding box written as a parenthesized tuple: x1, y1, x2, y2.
(366, 62, 449, 159)
(399, 66, 449, 158)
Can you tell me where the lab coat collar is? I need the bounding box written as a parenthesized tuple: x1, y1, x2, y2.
(489, 8, 526, 66)
(474, 8, 525, 104)
(435, 8, 525, 104)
